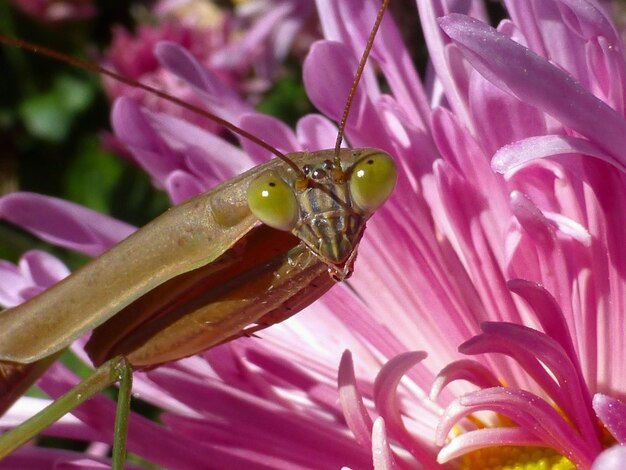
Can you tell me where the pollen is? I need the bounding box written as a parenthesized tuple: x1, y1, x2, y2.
(460, 446, 575, 470)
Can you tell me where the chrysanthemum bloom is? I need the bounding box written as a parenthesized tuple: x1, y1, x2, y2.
(1, 0, 626, 468)
(10, 0, 95, 23)
(102, 0, 316, 127)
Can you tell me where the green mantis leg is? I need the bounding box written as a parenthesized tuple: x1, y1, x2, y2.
(0, 355, 133, 469)
(112, 357, 132, 470)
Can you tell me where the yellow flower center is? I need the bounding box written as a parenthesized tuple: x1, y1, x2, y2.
(460, 446, 575, 470)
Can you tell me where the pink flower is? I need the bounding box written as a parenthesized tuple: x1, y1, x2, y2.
(10, 0, 95, 23)
(101, 0, 316, 124)
(2, 0, 626, 468)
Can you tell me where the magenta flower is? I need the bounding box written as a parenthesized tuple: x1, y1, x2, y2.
(10, 0, 95, 23)
(2, 0, 626, 468)
(102, 0, 315, 125)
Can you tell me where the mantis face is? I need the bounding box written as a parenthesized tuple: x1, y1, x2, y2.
(248, 149, 397, 280)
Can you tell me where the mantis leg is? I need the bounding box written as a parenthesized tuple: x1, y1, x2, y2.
(0, 355, 133, 469)
(112, 356, 132, 470)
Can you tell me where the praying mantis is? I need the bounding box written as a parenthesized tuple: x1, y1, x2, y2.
(0, 0, 395, 467)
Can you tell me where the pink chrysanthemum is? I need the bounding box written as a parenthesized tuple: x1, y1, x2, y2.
(102, 0, 315, 120)
(1, 0, 626, 468)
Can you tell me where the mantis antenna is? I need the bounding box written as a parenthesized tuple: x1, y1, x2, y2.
(1, 0, 391, 178)
(0, 34, 305, 177)
(333, 0, 390, 166)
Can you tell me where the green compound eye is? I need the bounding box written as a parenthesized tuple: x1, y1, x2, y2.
(247, 171, 299, 231)
(349, 152, 397, 214)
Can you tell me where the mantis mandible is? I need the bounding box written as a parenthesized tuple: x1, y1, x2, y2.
(0, 0, 395, 466)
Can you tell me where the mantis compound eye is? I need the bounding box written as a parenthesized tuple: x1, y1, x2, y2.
(247, 171, 299, 231)
(349, 152, 397, 214)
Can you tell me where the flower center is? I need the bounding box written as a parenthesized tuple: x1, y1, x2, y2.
(460, 446, 575, 470)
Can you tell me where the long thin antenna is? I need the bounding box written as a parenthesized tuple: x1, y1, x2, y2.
(333, 0, 389, 165)
(0, 34, 305, 177)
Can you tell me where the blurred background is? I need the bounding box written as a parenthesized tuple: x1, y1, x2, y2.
(0, 0, 325, 269)
(1, 1, 150, 268)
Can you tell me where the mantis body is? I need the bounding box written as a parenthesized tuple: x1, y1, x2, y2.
(0, 0, 394, 466)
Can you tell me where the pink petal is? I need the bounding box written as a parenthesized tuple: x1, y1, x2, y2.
(149, 367, 370, 467)
(591, 445, 626, 470)
(164, 169, 204, 204)
(37, 362, 212, 469)
(462, 322, 599, 446)
(111, 97, 183, 189)
(0, 250, 70, 306)
(468, 67, 546, 156)
(210, 2, 291, 69)
(438, 387, 594, 468)
(295, 114, 338, 151)
(506, 280, 579, 366)
(371, 417, 398, 470)
(303, 40, 365, 125)
(593, 393, 626, 444)
(0, 261, 30, 307)
(338, 350, 374, 447)
(20, 250, 70, 287)
(0, 449, 127, 470)
(373, 352, 439, 466)
(438, 427, 544, 463)
(492, 135, 626, 175)
(430, 359, 500, 401)
(238, 113, 300, 161)
(0, 193, 135, 256)
(155, 41, 250, 123)
(55, 459, 112, 469)
(241, 344, 341, 416)
(439, 14, 626, 166)
(147, 111, 255, 179)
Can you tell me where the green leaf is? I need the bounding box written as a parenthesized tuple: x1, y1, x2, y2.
(18, 74, 95, 142)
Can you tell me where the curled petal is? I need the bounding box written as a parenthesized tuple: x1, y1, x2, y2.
(374, 352, 439, 466)
(430, 359, 501, 401)
(373, 352, 427, 425)
(338, 350, 374, 447)
(462, 322, 599, 447)
(593, 394, 626, 444)
(506, 280, 578, 364)
(437, 387, 594, 468)
(460, 325, 564, 403)
(438, 427, 544, 463)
